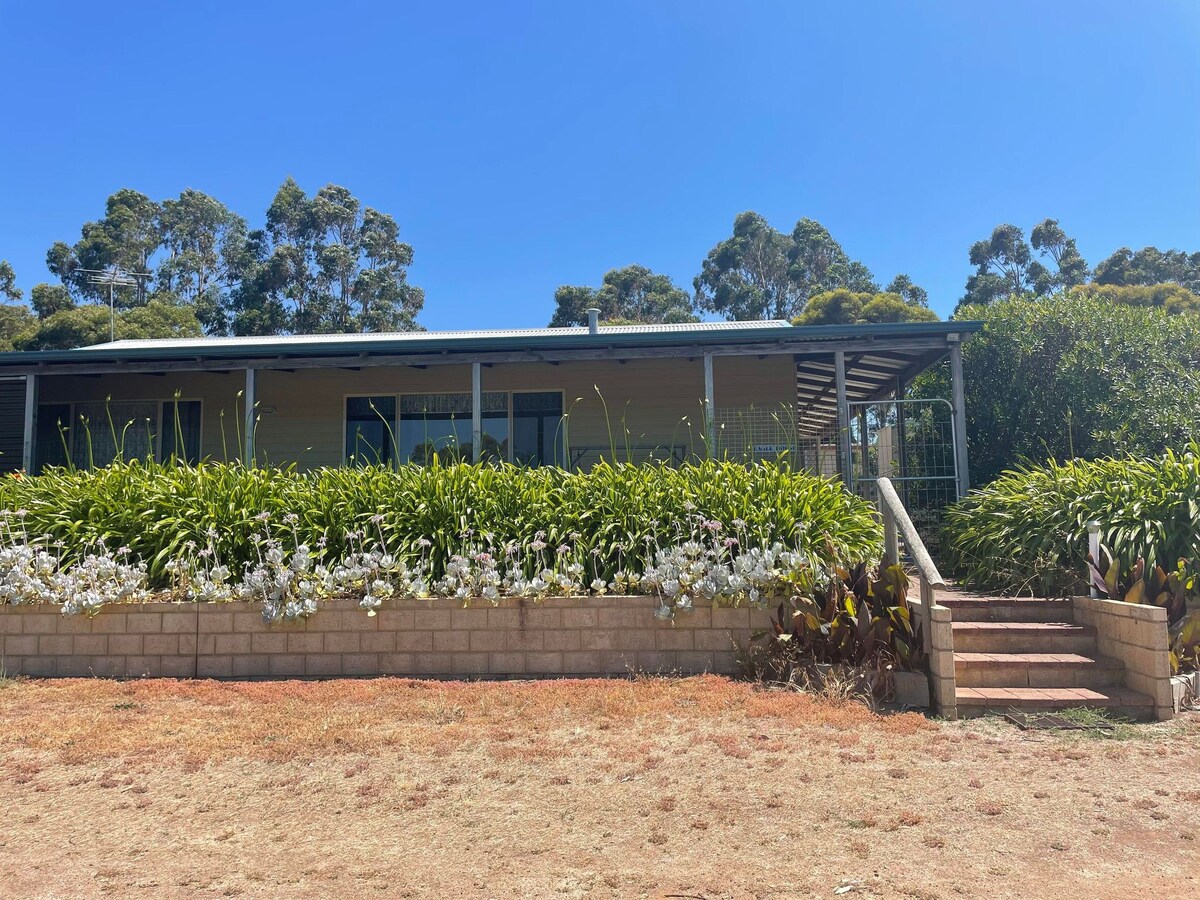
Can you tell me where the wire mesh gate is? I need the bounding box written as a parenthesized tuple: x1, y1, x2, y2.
(846, 398, 960, 555)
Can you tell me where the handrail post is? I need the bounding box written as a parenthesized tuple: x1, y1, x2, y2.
(882, 505, 899, 568)
(1087, 520, 1101, 598)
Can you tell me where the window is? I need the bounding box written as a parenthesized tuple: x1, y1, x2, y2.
(345, 396, 397, 466)
(71, 400, 160, 468)
(398, 392, 508, 464)
(35, 403, 72, 473)
(512, 391, 565, 467)
(161, 400, 203, 465)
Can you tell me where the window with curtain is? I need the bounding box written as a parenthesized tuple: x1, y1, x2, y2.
(70, 401, 160, 469)
(160, 400, 203, 465)
(345, 396, 397, 466)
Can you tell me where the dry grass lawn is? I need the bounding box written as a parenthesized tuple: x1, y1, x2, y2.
(1, 675, 1197, 899)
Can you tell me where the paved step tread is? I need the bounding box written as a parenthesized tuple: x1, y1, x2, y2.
(952, 622, 1094, 634)
(956, 686, 1153, 709)
(954, 652, 1122, 669)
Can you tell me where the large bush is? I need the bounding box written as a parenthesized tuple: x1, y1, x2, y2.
(942, 448, 1200, 595)
(915, 295, 1200, 485)
(0, 459, 881, 588)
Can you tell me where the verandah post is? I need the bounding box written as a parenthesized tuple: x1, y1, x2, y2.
(703, 352, 716, 457)
(243, 368, 256, 465)
(834, 350, 852, 484)
(22, 374, 38, 473)
(949, 337, 970, 498)
(471, 362, 482, 464)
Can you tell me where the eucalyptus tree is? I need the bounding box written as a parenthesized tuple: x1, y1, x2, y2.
(549, 264, 697, 326)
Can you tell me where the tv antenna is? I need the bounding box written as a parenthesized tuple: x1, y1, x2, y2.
(81, 266, 152, 342)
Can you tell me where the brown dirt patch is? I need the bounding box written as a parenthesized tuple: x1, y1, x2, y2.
(0, 675, 1197, 898)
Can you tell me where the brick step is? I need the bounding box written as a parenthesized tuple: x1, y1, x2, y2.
(938, 597, 1073, 623)
(955, 686, 1155, 720)
(954, 652, 1125, 688)
(952, 621, 1096, 654)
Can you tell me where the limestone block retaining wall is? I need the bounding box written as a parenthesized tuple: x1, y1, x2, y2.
(1071, 595, 1173, 720)
(0, 597, 772, 679)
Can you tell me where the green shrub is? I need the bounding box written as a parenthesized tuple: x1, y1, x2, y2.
(942, 448, 1200, 596)
(913, 295, 1200, 485)
(0, 459, 882, 587)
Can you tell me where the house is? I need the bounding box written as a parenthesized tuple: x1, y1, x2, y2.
(0, 315, 981, 493)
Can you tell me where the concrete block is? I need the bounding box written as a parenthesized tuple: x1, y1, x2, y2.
(55, 656, 93, 677)
(287, 632, 324, 654)
(160, 656, 198, 677)
(197, 610, 234, 634)
(615, 629, 656, 651)
(123, 612, 161, 634)
(342, 653, 380, 675)
(304, 654, 342, 676)
(268, 654, 305, 677)
(413, 608, 452, 630)
(69, 635, 105, 656)
(711, 650, 739, 673)
(378, 653, 415, 675)
(506, 629, 544, 651)
(676, 651, 715, 673)
(451, 653, 489, 676)
(251, 633, 288, 654)
(232, 655, 270, 678)
(597, 607, 642, 629)
(361, 631, 397, 653)
(90, 613, 129, 634)
(37, 634, 73, 656)
(323, 632, 361, 654)
(107, 634, 144, 656)
(89, 656, 126, 677)
(561, 608, 599, 629)
(711, 607, 751, 629)
(21, 613, 60, 634)
(433, 630, 470, 653)
(561, 651, 602, 674)
(126, 657, 161, 677)
(4, 633, 37, 657)
(451, 608, 490, 631)
(469, 629, 507, 652)
(694, 628, 737, 651)
(543, 629, 582, 651)
(598, 650, 638, 674)
(162, 612, 198, 633)
(20, 657, 55, 677)
(144, 634, 180, 655)
(375, 608, 415, 631)
(197, 655, 234, 678)
(524, 651, 563, 674)
(635, 651, 676, 673)
(395, 631, 434, 652)
(579, 629, 618, 651)
(655, 628, 694, 651)
(413, 653, 454, 675)
(488, 652, 527, 674)
(524, 608, 562, 630)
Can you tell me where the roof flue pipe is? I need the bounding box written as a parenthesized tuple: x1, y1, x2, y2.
(587, 308, 600, 335)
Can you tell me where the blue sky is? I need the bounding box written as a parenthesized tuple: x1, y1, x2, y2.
(1, 1, 1198, 328)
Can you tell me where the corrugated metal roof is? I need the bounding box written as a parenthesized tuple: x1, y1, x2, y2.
(80, 320, 794, 352)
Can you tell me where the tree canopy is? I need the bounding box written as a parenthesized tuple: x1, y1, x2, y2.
(11, 180, 426, 347)
(793, 288, 938, 327)
(548, 264, 696, 327)
(695, 212, 891, 321)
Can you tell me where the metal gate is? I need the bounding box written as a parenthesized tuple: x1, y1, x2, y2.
(846, 398, 961, 553)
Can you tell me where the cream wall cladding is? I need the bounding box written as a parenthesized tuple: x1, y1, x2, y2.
(35, 355, 796, 470)
(1, 597, 773, 679)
